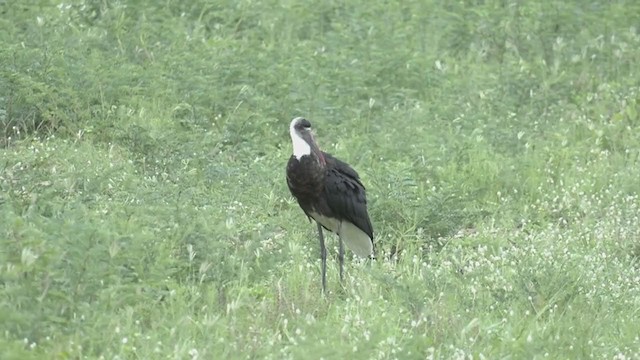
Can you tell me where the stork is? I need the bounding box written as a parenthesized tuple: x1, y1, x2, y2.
(286, 117, 374, 293)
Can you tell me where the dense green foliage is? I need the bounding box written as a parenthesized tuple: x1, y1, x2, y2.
(2, 0, 640, 358)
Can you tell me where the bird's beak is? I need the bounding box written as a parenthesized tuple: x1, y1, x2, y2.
(303, 131, 326, 166)
(311, 138, 326, 165)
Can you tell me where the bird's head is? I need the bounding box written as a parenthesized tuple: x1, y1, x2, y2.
(289, 117, 326, 165)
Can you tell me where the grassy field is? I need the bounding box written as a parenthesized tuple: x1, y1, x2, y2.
(2, 0, 640, 358)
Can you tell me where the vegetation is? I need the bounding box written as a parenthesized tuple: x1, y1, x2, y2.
(2, 0, 639, 358)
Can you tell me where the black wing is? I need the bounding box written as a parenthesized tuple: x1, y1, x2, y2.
(322, 152, 374, 240)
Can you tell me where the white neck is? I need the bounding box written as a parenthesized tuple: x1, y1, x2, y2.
(290, 125, 311, 160)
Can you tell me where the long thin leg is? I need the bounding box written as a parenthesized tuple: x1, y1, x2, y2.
(338, 235, 344, 282)
(317, 222, 327, 294)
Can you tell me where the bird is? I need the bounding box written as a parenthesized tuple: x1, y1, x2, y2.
(286, 117, 374, 293)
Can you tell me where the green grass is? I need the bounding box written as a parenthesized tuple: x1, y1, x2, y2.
(2, 0, 640, 358)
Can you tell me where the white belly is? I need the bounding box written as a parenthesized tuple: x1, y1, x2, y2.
(309, 212, 373, 258)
